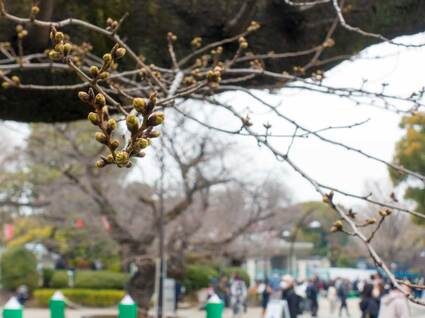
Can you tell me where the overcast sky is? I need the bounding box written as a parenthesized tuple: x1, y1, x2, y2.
(2, 32, 424, 207)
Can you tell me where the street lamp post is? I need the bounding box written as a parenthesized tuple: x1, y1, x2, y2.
(157, 133, 166, 318)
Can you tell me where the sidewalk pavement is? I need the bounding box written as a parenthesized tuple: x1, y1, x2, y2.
(3, 297, 425, 318)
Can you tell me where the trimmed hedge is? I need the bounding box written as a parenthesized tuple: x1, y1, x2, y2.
(75, 271, 129, 289)
(50, 271, 69, 288)
(0, 247, 39, 291)
(183, 265, 219, 293)
(34, 289, 125, 307)
(49, 270, 129, 289)
(182, 264, 251, 293)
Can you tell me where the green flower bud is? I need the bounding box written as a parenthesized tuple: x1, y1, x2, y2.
(114, 47, 126, 59)
(107, 118, 117, 131)
(16, 25, 24, 33)
(31, 6, 40, 15)
(1, 81, 10, 89)
(48, 50, 61, 61)
(78, 91, 90, 103)
(95, 93, 106, 106)
(96, 159, 106, 168)
(90, 65, 99, 76)
(95, 132, 107, 144)
(111, 21, 118, 29)
(88, 112, 99, 125)
(148, 131, 161, 138)
(17, 30, 28, 39)
(54, 43, 64, 53)
(103, 53, 113, 65)
(115, 151, 129, 165)
(126, 115, 140, 132)
(132, 98, 146, 113)
(99, 72, 110, 80)
(63, 43, 72, 55)
(147, 112, 164, 126)
(11, 76, 20, 85)
(106, 154, 114, 163)
(136, 138, 149, 149)
(55, 32, 64, 42)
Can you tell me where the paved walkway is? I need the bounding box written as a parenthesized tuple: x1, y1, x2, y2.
(4, 298, 425, 318)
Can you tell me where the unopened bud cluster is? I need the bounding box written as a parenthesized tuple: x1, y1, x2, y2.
(48, 27, 72, 61)
(0, 71, 20, 89)
(78, 85, 163, 168)
(16, 24, 28, 40)
(330, 220, 344, 233)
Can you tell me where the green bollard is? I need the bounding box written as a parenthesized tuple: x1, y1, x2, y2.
(3, 297, 23, 318)
(118, 295, 137, 318)
(205, 295, 224, 318)
(49, 291, 65, 318)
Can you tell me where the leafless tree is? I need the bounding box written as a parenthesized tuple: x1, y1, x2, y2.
(10, 120, 285, 306)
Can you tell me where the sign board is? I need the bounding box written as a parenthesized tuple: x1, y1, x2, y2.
(164, 278, 176, 316)
(264, 299, 290, 318)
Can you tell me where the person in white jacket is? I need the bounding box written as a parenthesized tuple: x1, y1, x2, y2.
(230, 274, 248, 318)
(378, 285, 410, 318)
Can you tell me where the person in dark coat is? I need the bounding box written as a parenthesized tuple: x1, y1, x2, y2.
(306, 276, 319, 317)
(281, 275, 301, 318)
(261, 279, 272, 316)
(337, 279, 351, 317)
(360, 283, 380, 318)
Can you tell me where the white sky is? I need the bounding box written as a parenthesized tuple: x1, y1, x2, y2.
(1, 32, 424, 207)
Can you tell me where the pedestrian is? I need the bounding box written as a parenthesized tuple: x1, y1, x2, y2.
(378, 285, 410, 318)
(360, 284, 380, 318)
(337, 279, 351, 317)
(217, 275, 230, 307)
(327, 282, 338, 314)
(306, 276, 319, 317)
(230, 274, 248, 318)
(260, 279, 272, 317)
(281, 275, 302, 318)
(16, 285, 29, 305)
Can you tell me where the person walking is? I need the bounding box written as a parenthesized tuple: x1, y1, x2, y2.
(230, 274, 248, 318)
(281, 275, 302, 318)
(378, 285, 410, 318)
(328, 283, 338, 315)
(260, 279, 272, 317)
(360, 284, 380, 318)
(306, 276, 319, 317)
(337, 279, 351, 317)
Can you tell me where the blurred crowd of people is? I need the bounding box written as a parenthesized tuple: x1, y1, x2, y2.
(205, 271, 422, 318)
(254, 273, 417, 318)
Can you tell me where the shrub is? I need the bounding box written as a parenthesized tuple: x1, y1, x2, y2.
(0, 247, 39, 291)
(34, 289, 125, 307)
(50, 271, 69, 288)
(49, 270, 129, 289)
(42, 268, 55, 288)
(182, 264, 219, 293)
(74, 271, 129, 290)
(181, 264, 251, 293)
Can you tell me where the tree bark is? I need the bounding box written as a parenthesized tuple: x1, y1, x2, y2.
(0, 0, 424, 120)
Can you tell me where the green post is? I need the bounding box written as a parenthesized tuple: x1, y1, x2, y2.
(118, 295, 137, 318)
(3, 297, 22, 318)
(205, 295, 224, 318)
(49, 291, 65, 318)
